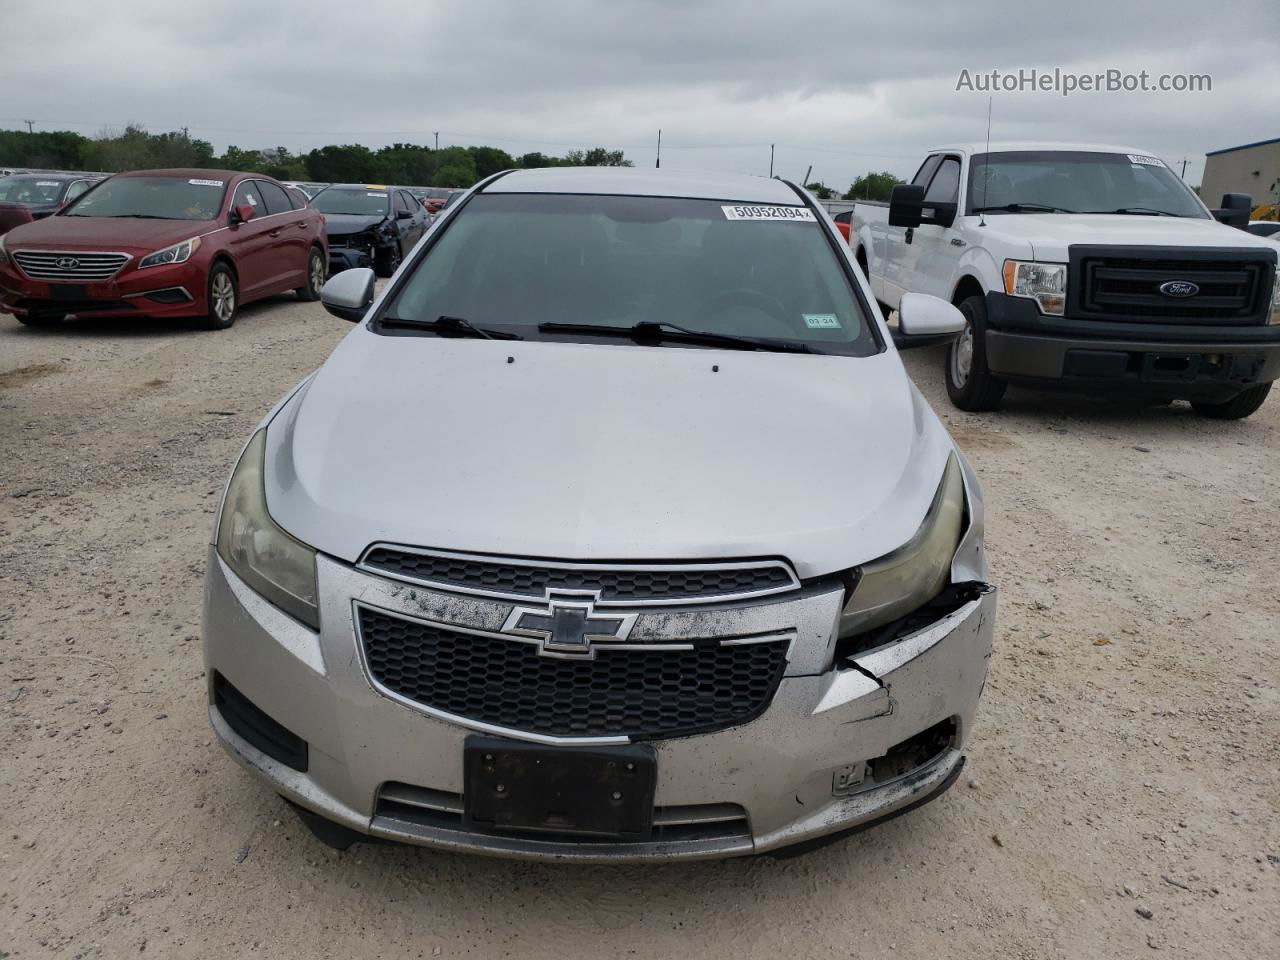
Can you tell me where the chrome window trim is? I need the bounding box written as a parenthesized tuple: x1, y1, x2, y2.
(351, 598, 796, 746)
(356, 543, 802, 607)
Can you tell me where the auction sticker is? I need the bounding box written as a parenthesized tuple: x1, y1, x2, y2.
(37, 181, 60, 186)
(189, 178, 225, 187)
(368, 192, 388, 198)
(1126, 154, 1164, 166)
(722, 204, 816, 222)
(803, 313, 841, 329)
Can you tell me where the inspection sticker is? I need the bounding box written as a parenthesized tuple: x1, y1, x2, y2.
(803, 313, 841, 329)
(1127, 154, 1164, 167)
(722, 204, 816, 222)
(367, 192, 388, 198)
(189, 178, 225, 187)
(37, 181, 60, 186)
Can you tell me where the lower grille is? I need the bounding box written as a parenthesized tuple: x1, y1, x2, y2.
(376, 781, 750, 844)
(13, 250, 130, 282)
(1078, 253, 1272, 321)
(357, 605, 789, 739)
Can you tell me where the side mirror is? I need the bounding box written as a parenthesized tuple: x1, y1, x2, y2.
(230, 203, 256, 225)
(396, 209, 413, 220)
(1211, 192, 1252, 229)
(888, 184, 924, 228)
(320, 267, 376, 323)
(894, 292, 966, 350)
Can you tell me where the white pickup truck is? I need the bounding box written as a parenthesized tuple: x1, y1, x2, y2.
(851, 142, 1280, 419)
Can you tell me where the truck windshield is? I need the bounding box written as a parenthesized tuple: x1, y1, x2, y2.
(968, 151, 1208, 219)
(382, 193, 879, 356)
(63, 176, 227, 220)
(311, 188, 391, 216)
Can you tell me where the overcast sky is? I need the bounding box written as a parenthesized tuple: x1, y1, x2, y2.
(4, 0, 1277, 187)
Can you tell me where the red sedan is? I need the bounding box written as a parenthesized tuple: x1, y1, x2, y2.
(0, 169, 327, 330)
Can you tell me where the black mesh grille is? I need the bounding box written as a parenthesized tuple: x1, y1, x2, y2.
(1080, 256, 1271, 321)
(358, 606, 789, 739)
(360, 548, 796, 602)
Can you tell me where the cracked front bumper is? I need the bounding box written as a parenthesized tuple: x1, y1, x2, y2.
(203, 549, 995, 861)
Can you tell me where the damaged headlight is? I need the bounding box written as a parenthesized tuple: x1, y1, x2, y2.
(837, 454, 965, 639)
(215, 430, 319, 629)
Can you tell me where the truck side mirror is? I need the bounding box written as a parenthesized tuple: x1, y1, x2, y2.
(888, 184, 924, 229)
(1211, 192, 1252, 229)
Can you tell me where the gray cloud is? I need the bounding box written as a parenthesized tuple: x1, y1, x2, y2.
(3, 0, 1277, 187)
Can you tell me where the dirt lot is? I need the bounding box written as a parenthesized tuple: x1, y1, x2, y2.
(1, 295, 1276, 959)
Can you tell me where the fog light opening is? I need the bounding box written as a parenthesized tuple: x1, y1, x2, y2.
(867, 717, 957, 789)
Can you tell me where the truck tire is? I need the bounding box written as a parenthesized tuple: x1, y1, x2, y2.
(1190, 383, 1271, 420)
(945, 295, 1007, 412)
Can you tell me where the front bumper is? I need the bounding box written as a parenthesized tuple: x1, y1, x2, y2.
(327, 245, 373, 273)
(203, 549, 996, 862)
(0, 260, 206, 320)
(984, 291, 1280, 401)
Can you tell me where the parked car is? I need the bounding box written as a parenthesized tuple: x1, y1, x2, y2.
(0, 168, 327, 330)
(284, 181, 329, 199)
(0, 172, 104, 235)
(832, 210, 852, 242)
(851, 142, 1280, 418)
(310, 184, 429, 277)
(203, 166, 996, 860)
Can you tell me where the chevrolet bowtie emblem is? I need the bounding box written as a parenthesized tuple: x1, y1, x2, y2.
(501, 594, 637, 659)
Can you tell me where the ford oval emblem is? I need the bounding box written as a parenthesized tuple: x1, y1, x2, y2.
(55, 257, 80, 270)
(1159, 280, 1199, 298)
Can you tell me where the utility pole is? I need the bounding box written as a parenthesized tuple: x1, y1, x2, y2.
(803, 164, 812, 188)
(769, 144, 775, 178)
(1180, 157, 1188, 178)
(655, 129, 661, 169)
(23, 119, 34, 134)
(434, 131, 439, 151)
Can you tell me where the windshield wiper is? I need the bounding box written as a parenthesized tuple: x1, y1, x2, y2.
(379, 314, 523, 340)
(1094, 206, 1182, 217)
(972, 202, 1075, 214)
(537, 320, 817, 354)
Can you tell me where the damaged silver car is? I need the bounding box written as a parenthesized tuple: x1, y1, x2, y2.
(202, 167, 997, 861)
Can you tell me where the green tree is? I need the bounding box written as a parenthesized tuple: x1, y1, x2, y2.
(467, 146, 515, 180)
(305, 144, 379, 183)
(805, 181, 835, 200)
(564, 147, 632, 167)
(516, 151, 555, 168)
(843, 171, 902, 202)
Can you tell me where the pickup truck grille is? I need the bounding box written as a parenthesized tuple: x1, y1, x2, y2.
(1077, 252, 1272, 322)
(357, 605, 789, 740)
(13, 250, 130, 282)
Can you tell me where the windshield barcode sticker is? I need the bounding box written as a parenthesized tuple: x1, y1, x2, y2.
(1127, 154, 1164, 167)
(37, 181, 60, 186)
(803, 314, 841, 329)
(722, 204, 816, 222)
(367, 192, 388, 198)
(189, 178, 225, 187)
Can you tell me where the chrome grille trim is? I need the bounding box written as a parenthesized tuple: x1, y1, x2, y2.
(12, 249, 131, 282)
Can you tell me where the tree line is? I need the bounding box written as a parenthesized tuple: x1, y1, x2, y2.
(0, 126, 631, 186)
(805, 171, 903, 203)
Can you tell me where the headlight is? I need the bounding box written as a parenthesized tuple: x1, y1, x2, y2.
(837, 455, 965, 638)
(138, 235, 201, 269)
(215, 430, 319, 628)
(0, 234, 9, 267)
(1003, 260, 1067, 316)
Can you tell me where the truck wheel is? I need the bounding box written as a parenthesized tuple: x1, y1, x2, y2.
(946, 295, 1007, 412)
(296, 247, 326, 302)
(1190, 383, 1271, 420)
(202, 263, 239, 331)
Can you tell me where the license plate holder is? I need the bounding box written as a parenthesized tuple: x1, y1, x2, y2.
(464, 737, 656, 840)
(48, 284, 89, 302)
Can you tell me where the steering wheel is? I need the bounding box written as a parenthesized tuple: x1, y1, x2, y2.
(695, 288, 792, 330)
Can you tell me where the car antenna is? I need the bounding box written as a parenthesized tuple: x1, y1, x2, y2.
(978, 95, 992, 228)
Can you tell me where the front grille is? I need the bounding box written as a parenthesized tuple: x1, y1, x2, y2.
(360, 547, 798, 604)
(1079, 254, 1271, 321)
(375, 781, 751, 845)
(13, 250, 130, 282)
(357, 605, 789, 739)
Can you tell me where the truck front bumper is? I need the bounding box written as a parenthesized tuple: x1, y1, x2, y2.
(984, 292, 1280, 401)
(203, 549, 996, 862)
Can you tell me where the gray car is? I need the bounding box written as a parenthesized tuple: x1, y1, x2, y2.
(202, 167, 997, 861)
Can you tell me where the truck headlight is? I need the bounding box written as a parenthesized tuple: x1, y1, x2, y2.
(838, 455, 965, 638)
(139, 236, 201, 269)
(1003, 260, 1067, 316)
(1270, 267, 1280, 325)
(215, 430, 319, 629)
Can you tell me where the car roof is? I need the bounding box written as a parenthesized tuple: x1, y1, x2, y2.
(926, 141, 1163, 157)
(483, 167, 804, 205)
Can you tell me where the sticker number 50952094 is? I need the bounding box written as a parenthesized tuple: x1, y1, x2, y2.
(721, 205, 817, 222)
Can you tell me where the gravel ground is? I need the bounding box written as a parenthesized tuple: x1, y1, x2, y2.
(1, 295, 1276, 959)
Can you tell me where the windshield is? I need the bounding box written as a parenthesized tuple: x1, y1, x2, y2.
(0, 176, 65, 204)
(968, 151, 1208, 218)
(63, 176, 227, 220)
(382, 193, 879, 356)
(311, 188, 390, 216)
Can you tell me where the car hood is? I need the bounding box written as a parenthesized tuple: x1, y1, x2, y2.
(263, 333, 956, 578)
(2, 214, 217, 253)
(323, 214, 387, 236)
(980, 213, 1280, 262)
